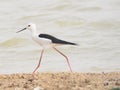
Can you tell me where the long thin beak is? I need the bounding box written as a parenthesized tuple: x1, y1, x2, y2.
(16, 28, 26, 33)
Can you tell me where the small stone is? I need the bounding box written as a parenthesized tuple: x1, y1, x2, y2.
(14, 87, 20, 90)
(104, 81, 109, 86)
(115, 81, 120, 86)
(34, 86, 44, 90)
(23, 84, 28, 89)
(28, 78, 34, 82)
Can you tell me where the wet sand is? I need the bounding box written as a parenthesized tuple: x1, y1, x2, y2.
(0, 72, 120, 90)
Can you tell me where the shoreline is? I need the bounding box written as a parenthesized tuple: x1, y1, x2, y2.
(0, 72, 120, 90)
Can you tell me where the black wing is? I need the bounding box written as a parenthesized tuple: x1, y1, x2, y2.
(39, 34, 77, 45)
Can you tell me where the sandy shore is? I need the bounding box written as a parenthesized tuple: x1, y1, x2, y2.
(0, 72, 120, 90)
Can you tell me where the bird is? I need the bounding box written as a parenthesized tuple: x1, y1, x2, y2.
(16, 23, 77, 73)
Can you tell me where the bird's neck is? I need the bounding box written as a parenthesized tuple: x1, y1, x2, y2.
(30, 28, 37, 36)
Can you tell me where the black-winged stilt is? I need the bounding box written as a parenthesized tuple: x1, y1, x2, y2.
(17, 23, 77, 73)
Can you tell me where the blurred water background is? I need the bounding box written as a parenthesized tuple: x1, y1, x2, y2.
(0, 0, 120, 74)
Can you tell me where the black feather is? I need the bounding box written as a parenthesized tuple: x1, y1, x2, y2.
(39, 34, 77, 45)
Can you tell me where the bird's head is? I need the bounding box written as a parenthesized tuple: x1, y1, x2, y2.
(16, 23, 36, 33)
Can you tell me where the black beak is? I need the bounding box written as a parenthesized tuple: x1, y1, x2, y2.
(16, 28, 26, 33)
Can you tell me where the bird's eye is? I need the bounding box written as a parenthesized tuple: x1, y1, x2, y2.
(28, 25, 31, 27)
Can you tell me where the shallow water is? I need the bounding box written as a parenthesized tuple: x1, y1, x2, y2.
(0, 0, 120, 74)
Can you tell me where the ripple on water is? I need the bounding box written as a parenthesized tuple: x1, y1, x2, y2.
(88, 21, 120, 29)
(55, 18, 86, 27)
(0, 37, 28, 48)
(78, 7, 102, 11)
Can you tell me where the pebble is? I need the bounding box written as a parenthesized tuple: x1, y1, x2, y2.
(34, 86, 44, 90)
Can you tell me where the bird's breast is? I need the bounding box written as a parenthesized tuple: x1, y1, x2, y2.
(32, 35, 52, 47)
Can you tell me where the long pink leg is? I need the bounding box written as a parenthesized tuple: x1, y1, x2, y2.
(33, 49, 44, 74)
(53, 47, 73, 72)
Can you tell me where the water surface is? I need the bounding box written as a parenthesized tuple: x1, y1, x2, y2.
(0, 0, 120, 74)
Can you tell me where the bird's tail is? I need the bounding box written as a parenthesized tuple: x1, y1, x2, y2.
(66, 42, 77, 45)
(59, 40, 77, 45)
